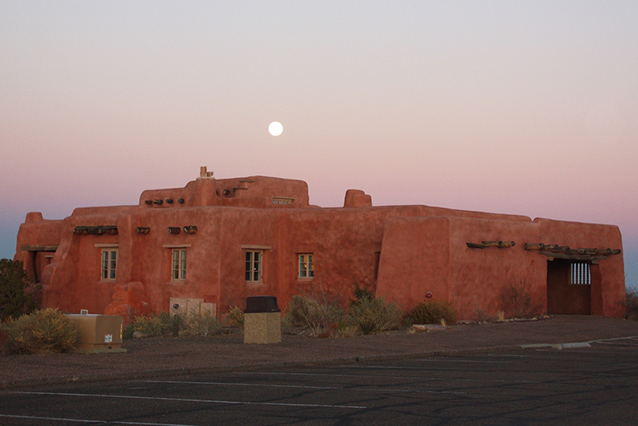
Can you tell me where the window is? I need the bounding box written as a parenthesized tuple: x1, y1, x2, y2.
(101, 249, 118, 280)
(245, 250, 263, 282)
(298, 254, 314, 279)
(172, 249, 187, 280)
(570, 262, 591, 285)
(272, 197, 294, 204)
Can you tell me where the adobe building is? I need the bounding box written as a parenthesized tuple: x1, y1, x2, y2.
(14, 167, 626, 322)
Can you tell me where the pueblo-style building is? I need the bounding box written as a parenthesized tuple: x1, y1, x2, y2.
(15, 167, 626, 322)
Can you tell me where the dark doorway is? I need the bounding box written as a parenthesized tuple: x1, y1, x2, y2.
(547, 260, 592, 315)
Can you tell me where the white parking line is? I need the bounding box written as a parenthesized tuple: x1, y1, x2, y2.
(0, 413, 193, 426)
(260, 371, 534, 383)
(146, 379, 341, 390)
(14, 391, 366, 410)
(412, 358, 521, 364)
(146, 379, 466, 395)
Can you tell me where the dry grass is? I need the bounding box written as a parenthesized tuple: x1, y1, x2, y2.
(2, 308, 79, 355)
(403, 301, 458, 325)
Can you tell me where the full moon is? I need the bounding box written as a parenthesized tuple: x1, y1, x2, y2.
(268, 121, 283, 136)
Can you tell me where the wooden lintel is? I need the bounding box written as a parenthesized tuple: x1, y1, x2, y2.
(528, 243, 621, 257)
(539, 251, 607, 262)
(467, 241, 515, 249)
(524, 243, 544, 250)
(73, 226, 118, 235)
(20, 244, 58, 252)
(483, 240, 515, 248)
(183, 225, 198, 235)
(466, 242, 485, 249)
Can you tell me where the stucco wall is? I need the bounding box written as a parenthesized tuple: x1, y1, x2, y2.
(13, 174, 626, 322)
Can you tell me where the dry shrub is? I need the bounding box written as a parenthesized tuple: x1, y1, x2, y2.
(286, 292, 346, 338)
(2, 308, 79, 355)
(625, 288, 638, 320)
(224, 305, 245, 331)
(349, 297, 401, 335)
(182, 310, 223, 336)
(124, 310, 223, 339)
(350, 281, 374, 306)
(499, 280, 542, 319)
(125, 313, 170, 338)
(403, 300, 458, 325)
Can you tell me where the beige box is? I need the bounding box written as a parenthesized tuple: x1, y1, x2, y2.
(67, 314, 126, 353)
(200, 302, 217, 317)
(244, 312, 282, 344)
(169, 297, 204, 317)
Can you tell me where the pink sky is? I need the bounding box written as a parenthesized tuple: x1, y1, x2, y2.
(1, 1, 637, 288)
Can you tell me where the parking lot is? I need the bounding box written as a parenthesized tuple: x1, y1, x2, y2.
(1, 337, 637, 425)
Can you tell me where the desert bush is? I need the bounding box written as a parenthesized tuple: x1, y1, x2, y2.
(0, 259, 41, 321)
(499, 280, 542, 319)
(124, 310, 224, 338)
(2, 308, 79, 355)
(335, 316, 358, 338)
(125, 313, 170, 338)
(286, 293, 346, 337)
(625, 288, 638, 320)
(403, 300, 458, 325)
(350, 281, 374, 306)
(349, 297, 401, 335)
(183, 310, 223, 336)
(224, 305, 245, 331)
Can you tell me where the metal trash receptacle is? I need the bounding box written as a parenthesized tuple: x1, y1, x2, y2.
(243, 296, 281, 344)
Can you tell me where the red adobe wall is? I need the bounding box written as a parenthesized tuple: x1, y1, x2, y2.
(535, 218, 625, 317)
(448, 216, 546, 319)
(13, 173, 626, 322)
(376, 217, 452, 309)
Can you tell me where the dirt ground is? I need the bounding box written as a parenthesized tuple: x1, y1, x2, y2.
(2, 315, 638, 389)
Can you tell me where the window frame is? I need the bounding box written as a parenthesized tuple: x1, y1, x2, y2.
(100, 248, 118, 281)
(245, 250, 263, 283)
(171, 248, 187, 281)
(298, 253, 314, 279)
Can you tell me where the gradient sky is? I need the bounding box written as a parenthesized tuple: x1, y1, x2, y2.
(1, 1, 637, 288)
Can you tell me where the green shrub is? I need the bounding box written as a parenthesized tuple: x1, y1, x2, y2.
(625, 288, 638, 320)
(349, 297, 401, 335)
(2, 308, 79, 354)
(404, 300, 458, 325)
(0, 259, 41, 321)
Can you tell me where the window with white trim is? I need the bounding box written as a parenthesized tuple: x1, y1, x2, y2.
(570, 262, 591, 285)
(298, 254, 314, 279)
(101, 249, 118, 280)
(172, 249, 187, 280)
(245, 250, 263, 282)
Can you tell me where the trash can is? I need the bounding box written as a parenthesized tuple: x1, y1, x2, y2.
(243, 296, 281, 344)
